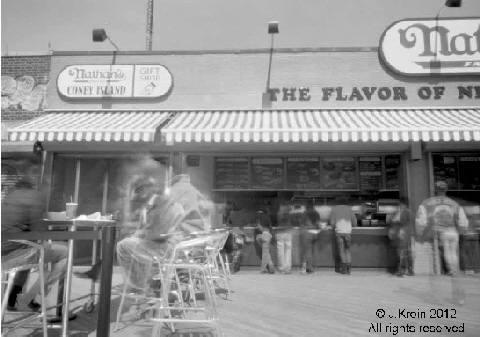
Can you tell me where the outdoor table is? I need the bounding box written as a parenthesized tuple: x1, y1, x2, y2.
(3, 219, 118, 337)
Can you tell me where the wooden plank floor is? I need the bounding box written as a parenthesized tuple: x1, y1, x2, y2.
(4, 266, 480, 337)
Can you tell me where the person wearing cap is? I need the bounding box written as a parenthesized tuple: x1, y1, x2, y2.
(416, 181, 469, 276)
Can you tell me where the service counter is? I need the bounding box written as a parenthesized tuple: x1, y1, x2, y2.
(238, 226, 398, 269)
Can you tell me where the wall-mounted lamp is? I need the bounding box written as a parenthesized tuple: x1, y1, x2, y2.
(92, 28, 120, 51)
(33, 141, 44, 156)
(431, 0, 462, 73)
(262, 21, 279, 108)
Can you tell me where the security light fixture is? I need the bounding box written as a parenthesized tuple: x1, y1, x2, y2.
(33, 141, 44, 156)
(268, 21, 279, 34)
(92, 28, 120, 51)
(445, 0, 461, 8)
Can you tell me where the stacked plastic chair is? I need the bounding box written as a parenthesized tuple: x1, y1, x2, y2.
(150, 233, 225, 336)
(1, 240, 48, 337)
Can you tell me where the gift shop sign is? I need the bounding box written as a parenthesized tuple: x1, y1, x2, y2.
(380, 18, 480, 75)
(57, 65, 173, 98)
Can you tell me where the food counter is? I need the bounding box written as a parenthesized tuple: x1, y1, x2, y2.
(237, 226, 398, 269)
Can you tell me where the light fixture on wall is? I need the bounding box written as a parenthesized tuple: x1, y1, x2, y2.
(262, 21, 279, 109)
(431, 0, 462, 73)
(33, 141, 44, 156)
(92, 28, 120, 51)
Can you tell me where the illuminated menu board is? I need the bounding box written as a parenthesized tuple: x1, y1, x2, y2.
(459, 156, 480, 190)
(286, 157, 321, 189)
(320, 157, 357, 190)
(251, 157, 284, 190)
(359, 157, 382, 191)
(214, 157, 249, 189)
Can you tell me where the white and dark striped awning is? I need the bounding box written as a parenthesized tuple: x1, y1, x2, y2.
(162, 109, 480, 143)
(8, 111, 171, 142)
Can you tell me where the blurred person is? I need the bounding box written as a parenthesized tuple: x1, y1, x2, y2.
(390, 197, 415, 277)
(77, 158, 210, 290)
(253, 219, 263, 260)
(1, 179, 68, 311)
(231, 224, 246, 273)
(256, 224, 275, 274)
(299, 210, 321, 275)
(416, 181, 468, 276)
(329, 196, 357, 275)
(276, 205, 301, 275)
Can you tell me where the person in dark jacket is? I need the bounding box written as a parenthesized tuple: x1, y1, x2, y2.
(299, 210, 321, 274)
(390, 197, 415, 277)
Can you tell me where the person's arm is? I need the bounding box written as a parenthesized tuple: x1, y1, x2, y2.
(457, 207, 469, 233)
(415, 204, 428, 236)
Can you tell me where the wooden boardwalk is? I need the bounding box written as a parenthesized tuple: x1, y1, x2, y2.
(4, 266, 480, 337)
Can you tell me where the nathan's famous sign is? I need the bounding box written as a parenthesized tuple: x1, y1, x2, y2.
(380, 17, 480, 75)
(57, 65, 173, 99)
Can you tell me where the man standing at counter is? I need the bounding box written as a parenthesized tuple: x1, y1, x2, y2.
(416, 181, 468, 276)
(329, 196, 357, 275)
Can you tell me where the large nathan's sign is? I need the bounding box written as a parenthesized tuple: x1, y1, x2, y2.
(57, 64, 173, 98)
(380, 18, 480, 75)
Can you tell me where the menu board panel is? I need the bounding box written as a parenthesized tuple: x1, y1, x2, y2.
(359, 157, 382, 191)
(385, 155, 401, 190)
(251, 157, 284, 190)
(459, 156, 480, 190)
(432, 155, 458, 190)
(320, 157, 357, 190)
(286, 157, 321, 189)
(214, 157, 249, 189)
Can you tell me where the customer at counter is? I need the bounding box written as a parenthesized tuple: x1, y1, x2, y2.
(389, 197, 415, 277)
(329, 196, 357, 275)
(257, 224, 275, 274)
(275, 206, 300, 275)
(299, 210, 321, 275)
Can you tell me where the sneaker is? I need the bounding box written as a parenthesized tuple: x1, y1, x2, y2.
(282, 270, 292, 275)
(28, 300, 41, 311)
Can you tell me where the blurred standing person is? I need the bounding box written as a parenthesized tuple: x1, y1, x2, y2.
(329, 196, 357, 275)
(231, 224, 246, 273)
(253, 219, 263, 260)
(390, 197, 415, 277)
(416, 181, 468, 276)
(256, 224, 275, 274)
(1, 179, 68, 311)
(299, 210, 321, 275)
(275, 205, 299, 275)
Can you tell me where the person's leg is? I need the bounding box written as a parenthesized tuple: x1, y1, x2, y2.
(276, 232, 285, 272)
(344, 234, 352, 274)
(116, 237, 163, 291)
(305, 233, 315, 273)
(440, 231, 455, 275)
(260, 245, 269, 272)
(285, 231, 292, 273)
(232, 249, 240, 272)
(299, 230, 308, 271)
(266, 248, 275, 274)
(335, 234, 346, 273)
(21, 242, 68, 304)
(8, 270, 31, 307)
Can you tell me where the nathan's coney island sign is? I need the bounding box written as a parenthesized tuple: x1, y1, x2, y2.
(380, 17, 480, 75)
(57, 65, 173, 98)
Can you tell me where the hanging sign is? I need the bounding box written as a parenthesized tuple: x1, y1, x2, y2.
(57, 64, 173, 98)
(379, 18, 480, 75)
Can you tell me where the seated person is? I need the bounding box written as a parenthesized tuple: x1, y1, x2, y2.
(1, 179, 68, 311)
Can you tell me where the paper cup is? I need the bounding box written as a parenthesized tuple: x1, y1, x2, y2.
(66, 203, 78, 219)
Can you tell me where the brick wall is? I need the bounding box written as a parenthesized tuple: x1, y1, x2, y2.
(1, 54, 51, 121)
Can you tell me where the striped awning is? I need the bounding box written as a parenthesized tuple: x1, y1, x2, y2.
(8, 111, 171, 142)
(162, 109, 480, 143)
